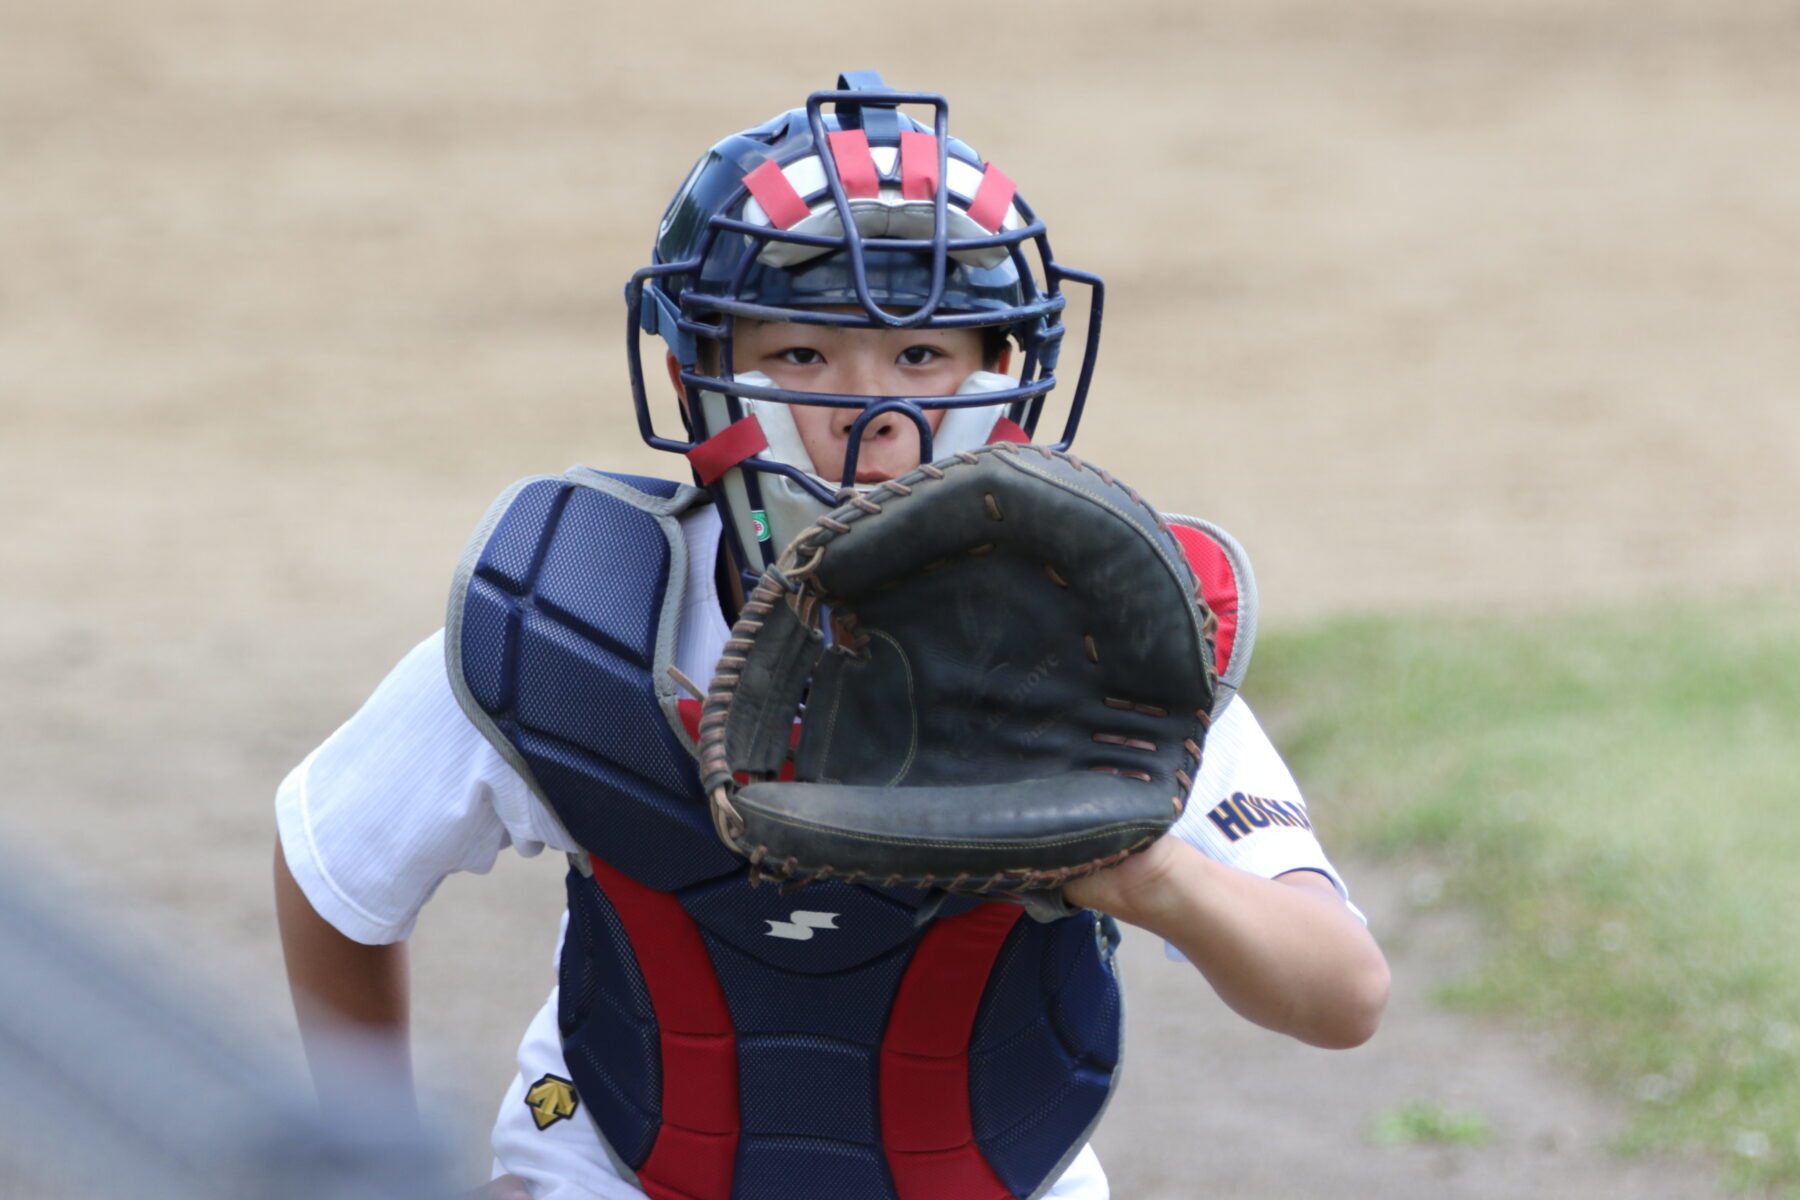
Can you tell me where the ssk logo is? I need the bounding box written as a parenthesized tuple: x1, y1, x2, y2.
(765, 911, 840, 941)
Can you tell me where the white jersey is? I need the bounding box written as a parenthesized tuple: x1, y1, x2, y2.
(275, 502, 1356, 1199)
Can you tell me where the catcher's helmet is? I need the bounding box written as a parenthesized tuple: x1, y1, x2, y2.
(627, 71, 1105, 575)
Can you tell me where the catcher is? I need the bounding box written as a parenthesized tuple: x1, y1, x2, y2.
(274, 73, 1388, 1200)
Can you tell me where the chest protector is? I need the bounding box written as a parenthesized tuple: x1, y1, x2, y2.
(446, 468, 1258, 1200)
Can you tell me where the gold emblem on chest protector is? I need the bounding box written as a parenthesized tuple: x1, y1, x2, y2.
(525, 1073, 580, 1130)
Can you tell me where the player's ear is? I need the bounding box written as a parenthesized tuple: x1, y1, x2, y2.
(980, 326, 1013, 375)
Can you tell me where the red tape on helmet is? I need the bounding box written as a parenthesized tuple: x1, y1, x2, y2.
(826, 129, 881, 199)
(899, 131, 939, 202)
(966, 163, 1016, 233)
(743, 160, 810, 230)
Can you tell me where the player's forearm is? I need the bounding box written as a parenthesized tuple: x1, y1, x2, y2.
(1065, 836, 1389, 1048)
(273, 838, 417, 1114)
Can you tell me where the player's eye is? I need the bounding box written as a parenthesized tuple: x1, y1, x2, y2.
(896, 345, 944, 366)
(775, 347, 826, 366)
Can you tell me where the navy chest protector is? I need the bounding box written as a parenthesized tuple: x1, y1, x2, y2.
(448, 468, 1193, 1200)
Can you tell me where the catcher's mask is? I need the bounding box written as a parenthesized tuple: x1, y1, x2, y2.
(626, 70, 1105, 580)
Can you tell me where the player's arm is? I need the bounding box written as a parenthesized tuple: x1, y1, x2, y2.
(273, 838, 417, 1117)
(1063, 836, 1389, 1049)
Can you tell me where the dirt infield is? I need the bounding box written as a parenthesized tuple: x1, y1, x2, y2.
(5, 1, 1795, 1193)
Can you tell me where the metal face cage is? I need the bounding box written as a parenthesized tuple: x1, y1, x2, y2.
(627, 72, 1105, 573)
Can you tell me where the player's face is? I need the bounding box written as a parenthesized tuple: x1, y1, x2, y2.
(733, 319, 992, 484)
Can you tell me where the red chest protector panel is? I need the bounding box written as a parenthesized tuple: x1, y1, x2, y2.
(1164, 513, 1258, 717)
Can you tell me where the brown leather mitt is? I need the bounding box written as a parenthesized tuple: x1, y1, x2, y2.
(698, 442, 1217, 898)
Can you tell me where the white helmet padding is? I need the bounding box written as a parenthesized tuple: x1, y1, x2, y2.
(701, 370, 1016, 561)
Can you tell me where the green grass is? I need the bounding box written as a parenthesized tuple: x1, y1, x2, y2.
(1369, 1101, 1494, 1147)
(1252, 591, 1800, 1195)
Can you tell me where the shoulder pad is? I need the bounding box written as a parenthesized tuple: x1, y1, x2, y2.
(444, 468, 714, 856)
(1162, 514, 1258, 717)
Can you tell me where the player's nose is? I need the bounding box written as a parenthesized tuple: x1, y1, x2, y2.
(839, 409, 927, 483)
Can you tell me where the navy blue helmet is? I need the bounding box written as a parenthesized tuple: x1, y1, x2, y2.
(626, 71, 1104, 573)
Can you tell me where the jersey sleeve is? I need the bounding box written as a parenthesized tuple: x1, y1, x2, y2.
(1166, 697, 1364, 935)
(275, 630, 575, 945)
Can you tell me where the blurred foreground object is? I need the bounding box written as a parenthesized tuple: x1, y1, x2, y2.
(0, 850, 449, 1200)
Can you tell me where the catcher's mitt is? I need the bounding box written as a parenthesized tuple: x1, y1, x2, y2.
(697, 442, 1218, 898)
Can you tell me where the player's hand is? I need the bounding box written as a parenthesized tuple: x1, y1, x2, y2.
(1061, 833, 1184, 925)
(469, 1174, 532, 1199)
